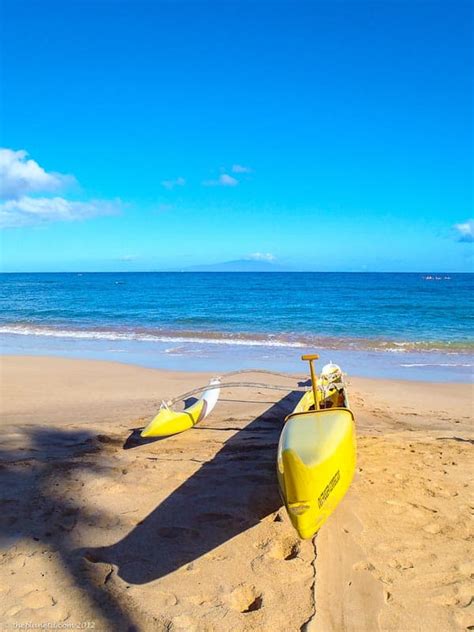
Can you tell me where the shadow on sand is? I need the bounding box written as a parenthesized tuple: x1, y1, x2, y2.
(1, 387, 301, 627)
(0, 427, 140, 630)
(86, 389, 302, 585)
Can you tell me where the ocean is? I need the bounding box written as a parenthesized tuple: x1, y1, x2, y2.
(0, 272, 472, 382)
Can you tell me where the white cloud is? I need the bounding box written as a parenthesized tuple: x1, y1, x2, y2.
(161, 177, 186, 190)
(0, 196, 121, 228)
(247, 252, 276, 262)
(118, 254, 138, 262)
(454, 219, 474, 243)
(0, 147, 124, 230)
(0, 148, 75, 199)
(202, 173, 238, 187)
(219, 174, 238, 186)
(232, 164, 252, 174)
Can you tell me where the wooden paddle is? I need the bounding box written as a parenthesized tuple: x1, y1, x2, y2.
(301, 353, 320, 410)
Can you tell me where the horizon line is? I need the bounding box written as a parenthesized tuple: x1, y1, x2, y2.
(0, 270, 470, 275)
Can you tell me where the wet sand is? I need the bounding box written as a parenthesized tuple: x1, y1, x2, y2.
(0, 356, 472, 631)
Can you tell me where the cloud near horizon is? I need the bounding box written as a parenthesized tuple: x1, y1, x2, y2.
(0, 147, 122, 228)
(202, 173, 238, 187)
(247, 252, 276, 262)
(454, 219, 474, 243)
(0, 196, 121, 228)
(0, 148, 75, 199)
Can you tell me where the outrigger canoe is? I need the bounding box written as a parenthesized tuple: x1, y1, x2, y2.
(277, 355, 356, 539)
(141, 378, 221, 437)
(139, 357, 356, 540)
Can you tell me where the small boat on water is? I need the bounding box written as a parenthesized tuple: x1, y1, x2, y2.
(277, 355, 356, 539)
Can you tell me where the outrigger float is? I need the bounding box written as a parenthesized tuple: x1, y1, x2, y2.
(140, 355, 356, 539)
(141, 378, 221, 437)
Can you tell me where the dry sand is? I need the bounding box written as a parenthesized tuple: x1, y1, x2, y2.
(0, 355, 472, 631)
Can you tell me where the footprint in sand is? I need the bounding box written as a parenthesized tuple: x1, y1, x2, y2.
(387, 559, 414, 570)
(268, 537, 301, 561)
(227, 584, 264, 613)
(58, 508, 79, 532)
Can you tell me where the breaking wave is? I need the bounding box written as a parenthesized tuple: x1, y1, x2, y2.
(1, 323, 473, 354)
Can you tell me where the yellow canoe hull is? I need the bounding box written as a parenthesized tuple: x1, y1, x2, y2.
(277, 395, 356, 539)
(141, 399, 207, 437)
(141, 379, 220, 438)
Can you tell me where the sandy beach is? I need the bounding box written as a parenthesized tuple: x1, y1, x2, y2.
(0, 355, 472, 631)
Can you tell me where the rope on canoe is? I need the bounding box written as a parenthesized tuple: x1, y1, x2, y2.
(165, 380, 308, 408)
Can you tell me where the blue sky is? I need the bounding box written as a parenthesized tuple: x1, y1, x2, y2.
(0, 0, 472, 272)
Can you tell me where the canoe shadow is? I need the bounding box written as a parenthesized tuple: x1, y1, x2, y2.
(84, 389, 302, 585)
(122, 429, 169, 450)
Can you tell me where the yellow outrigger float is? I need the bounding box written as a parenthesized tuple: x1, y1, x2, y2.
(141, 378, 221, 437)
(277, 354, 356, 539)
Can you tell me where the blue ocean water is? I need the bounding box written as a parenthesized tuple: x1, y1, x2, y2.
(0, 272, 472, 381)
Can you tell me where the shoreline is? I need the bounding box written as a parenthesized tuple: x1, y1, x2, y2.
(1, 355, 472, 631)
(2, 332, 473, 383)
(3, 322, 473, 353)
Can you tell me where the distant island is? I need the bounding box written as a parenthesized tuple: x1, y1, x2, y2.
(180, 259, 289, 272)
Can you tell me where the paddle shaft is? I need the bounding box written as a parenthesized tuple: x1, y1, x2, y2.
(301, 354, 319, 410)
